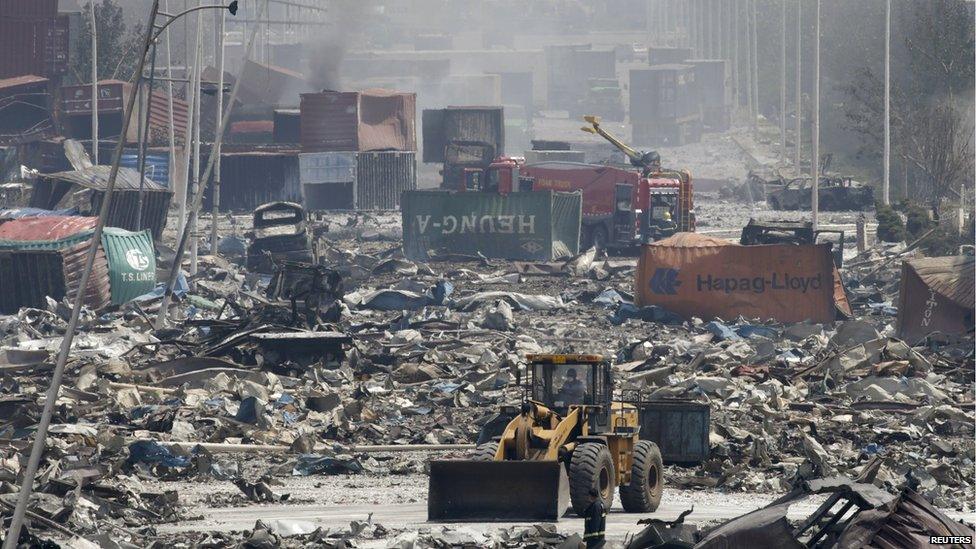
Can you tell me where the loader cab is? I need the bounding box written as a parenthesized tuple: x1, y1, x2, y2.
(526, 354, 612, 428)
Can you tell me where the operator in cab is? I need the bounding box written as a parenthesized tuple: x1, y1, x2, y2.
(559, 368, 586, 405)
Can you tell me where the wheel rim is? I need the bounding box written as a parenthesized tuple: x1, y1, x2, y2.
(599, 465, 611, 500)
(648, 464, 659, 492)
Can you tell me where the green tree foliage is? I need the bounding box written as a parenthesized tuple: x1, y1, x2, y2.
(874, 203, 905, 243)
(70, 0, 145, 84)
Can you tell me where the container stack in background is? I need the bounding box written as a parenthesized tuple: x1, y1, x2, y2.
(298, 89, 418, 210)
(629, 47, 732, 147)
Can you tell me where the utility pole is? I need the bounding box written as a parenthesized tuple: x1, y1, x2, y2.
(190, 2, 203, 276)
(211, 1, 226, 251)
(733, 0, 739, 117)
(90, 0, 99, 164)
(794, 0, 801, 173)
(883, 0, 891, 205)
(750, 0, 759, 131)
(811, 0, 820, 230)
(743, 0, 753, 126)
(164, 0, 176, 191)
(705, 0, 712, 58)
(780, 0, 787, 161)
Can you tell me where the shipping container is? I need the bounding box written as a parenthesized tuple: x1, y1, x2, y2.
(0, 0, 58, 19)
(202, 151, 302, 212)
(0, 75, 55, 145)
(0, 15, 69, 79)
(685, 59, 731, 131)
(0, 217, 111, 313)
(30, 166, 172, 240)
(630, 65, 702, 146)
(545, 45, 615, 112)
(300, 151, 416, 210)
(422, 106, 505, 163)
(300, 90, 417, 153)
(120, 148, 170, 188)
(401, 190, 581, 261)
(61, 80, 141, 143)
(897, 256, 975, 342)
(273, 108, 301, 144)
(647, 47, 694, 65)
(492, 71, 534, 116)
(638, 399, 710, 464)
(635, 233, 842, 323)
(100, 227, 156, 305)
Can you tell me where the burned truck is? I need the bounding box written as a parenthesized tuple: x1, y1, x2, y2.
(766, 175, 874, 211)
(246, 201, 314, 273)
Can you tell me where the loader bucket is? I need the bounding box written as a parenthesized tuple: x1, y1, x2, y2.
(427, 460, 570, 522)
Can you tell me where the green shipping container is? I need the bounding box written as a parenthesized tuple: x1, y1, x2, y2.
(401, 190, 581, 261)
(100, 227, 157, 305)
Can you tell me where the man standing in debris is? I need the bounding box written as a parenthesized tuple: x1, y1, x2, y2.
(583, 487, 606, 548)
(560, 368, 586, 405)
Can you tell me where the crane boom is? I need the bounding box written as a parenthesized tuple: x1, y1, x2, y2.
(580, 115, 660, 174)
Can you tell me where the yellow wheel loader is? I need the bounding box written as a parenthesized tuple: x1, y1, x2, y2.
(428, 354, 664, 521)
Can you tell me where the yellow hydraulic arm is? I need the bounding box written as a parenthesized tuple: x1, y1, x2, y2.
(580, 115, 645, 165)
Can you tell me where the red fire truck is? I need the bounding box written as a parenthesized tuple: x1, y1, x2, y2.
(450, 117, 694, 250)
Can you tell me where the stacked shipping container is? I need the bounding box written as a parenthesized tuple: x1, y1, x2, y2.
(0, 0, 68, 80)
(299, 89, 418, 209)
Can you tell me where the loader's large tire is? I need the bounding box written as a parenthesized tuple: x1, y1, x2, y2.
(619, 440, 663, 513)
(569, 443, 615, 516)
(471, 441, 500, 461)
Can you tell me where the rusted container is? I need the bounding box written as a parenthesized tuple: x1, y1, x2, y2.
(273, 108, 301, 144)
(0, 75, 56, 145)
(0, 16, 69, 79)
(635, 233, 841, 323)
(30, 167, 172, 240)
(897, 256, 975, 342)
(61, 80, 144, 143)
(0, 216, 111, 313)
(300, 90, 417, 153)
(202, 151, 302, 212)
(0, 0, 58, 19)
(422, 106, 505, 163)
(300, 151, 416, 210)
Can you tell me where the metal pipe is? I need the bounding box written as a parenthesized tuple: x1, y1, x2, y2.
(0, 5, 161, 547)
(155, 0, 268, 330)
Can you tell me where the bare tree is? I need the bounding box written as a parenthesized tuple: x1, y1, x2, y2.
(903, 101, 974, 213)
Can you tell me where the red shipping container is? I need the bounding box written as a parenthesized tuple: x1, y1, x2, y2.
(300, 89, 416, 153)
